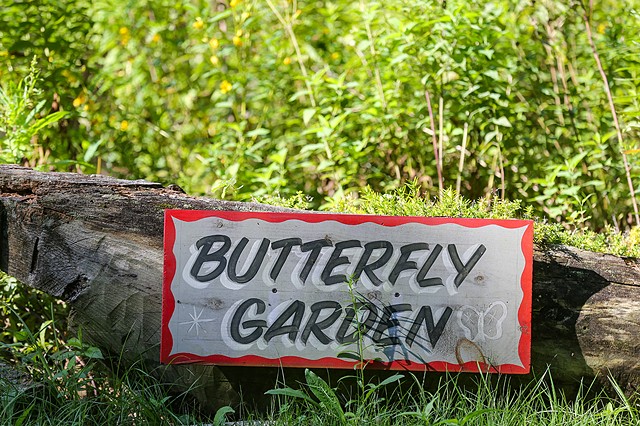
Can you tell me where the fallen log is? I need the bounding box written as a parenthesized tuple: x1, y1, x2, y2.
(0, 165, 639, 408)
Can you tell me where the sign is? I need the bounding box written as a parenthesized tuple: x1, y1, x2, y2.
(161, 210, 532, 373)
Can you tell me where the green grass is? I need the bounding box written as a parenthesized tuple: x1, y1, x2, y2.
(2, 289, 639, 425)
(265, 371, 639, 425)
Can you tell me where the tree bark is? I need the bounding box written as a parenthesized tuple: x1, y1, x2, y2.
(1, 165, 639, 407)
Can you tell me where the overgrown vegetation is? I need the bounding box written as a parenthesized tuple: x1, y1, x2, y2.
(2, 0, 640, 230)
(2, 312, 639, 425)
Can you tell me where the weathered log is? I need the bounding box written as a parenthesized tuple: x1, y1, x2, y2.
(1, 165, 639, 407)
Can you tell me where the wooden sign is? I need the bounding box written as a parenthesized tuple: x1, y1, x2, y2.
(161, 211, 533, 373)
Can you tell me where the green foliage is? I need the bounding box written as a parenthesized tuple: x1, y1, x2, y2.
(266, 368, 403, 425)
(2, 0, 640, 230)
(0, 59, 67, 164)
(265, 371, 639, 426)
(0, 273, 68, 357)
(0, 311, 209, 425)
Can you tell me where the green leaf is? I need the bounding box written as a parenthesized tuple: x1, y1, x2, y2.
(213, 406, 235, 426)
(83, 139, 104, 162)
(246, 128, 270, 137)
(377, 373, 404, 388)
(483, 70, 500, 80)
(83, 346, 103, 359)
(265, 388, 320, 407)
(303, 108, 316, 126)
(305, 369, 345, 422)
(492, 116, 511, 128)
(32, 111, 67, 133)
(208, 9, 233, 24)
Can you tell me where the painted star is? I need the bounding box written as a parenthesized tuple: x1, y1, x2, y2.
(179, 306, 215, 336)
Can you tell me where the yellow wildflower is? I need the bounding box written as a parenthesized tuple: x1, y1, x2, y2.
(193, 17, 205, 30)
(220, 80, 232, 94)
(283, 57, 291, 65)
(119, 27, 129, 36)
(331, 52, 340, 60)
(120, 120, 129, 131)
(209, 37, 219, 49)
(233, 35, 243, 46)
(241, 11, 250, 21)
(236, 29, 243, 37)
(597, 23, 606, 34)
(73, 92, 86, 108)
(230, 0, 240, 8)
(210, 55, 219, 65)
(152, 33, 161, 43)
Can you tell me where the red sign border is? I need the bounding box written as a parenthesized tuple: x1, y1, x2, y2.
(161, 210, 533, 374)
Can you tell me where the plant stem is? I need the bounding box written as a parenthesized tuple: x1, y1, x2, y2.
(359, 0, 386, 110)
(583, 3, 640, 227)
(425, 90, 443, 192)
(264, 0, 316, 108)
(456, 122, 468, 194)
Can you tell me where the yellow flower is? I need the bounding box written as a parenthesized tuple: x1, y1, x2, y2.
(235, 29, 243, 37)
(193, 17, 204, 30)
(120, 28, 130, 46)
(331, 52, 340, 60)
(597, 23, 606, 34)
(220, 80, 232, 94)
(210, 55, 219, 65)
(73, 93, 86, 108)
(152, 33, 161, 43)
(209, 37, 219, 49)
(230, 0, 240, 8)
(233, 35, 243, 46)
(120, 120, 129, 131)
(283, 57, 291, 65)
(241, 11, 250, 21)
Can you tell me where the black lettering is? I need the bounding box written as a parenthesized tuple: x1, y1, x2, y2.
(299, 239, 332, 284)
(406, 306, 453, 348)
(371, 304, 413, 346)
(448, 244, 486, 288)
(264, 300, 306, 342)
(321, 240, 362, 285)
(389, 243, 429, 285)
(190, 235, 231, 282)
(230, 298, 266, 344)
(416, 244, 444, 287)
(300, 301, 342, 344)
(270, 238, 302, 281)
(352, 241, 394, 286)
(336, 302, 379, 344)
(228, 238, 271, 284)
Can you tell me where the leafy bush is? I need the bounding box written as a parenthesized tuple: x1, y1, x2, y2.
(2, 0, 640, 230)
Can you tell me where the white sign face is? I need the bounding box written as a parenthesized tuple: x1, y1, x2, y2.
(161, 211, 533, 374)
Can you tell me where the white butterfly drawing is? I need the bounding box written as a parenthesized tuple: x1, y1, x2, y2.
(457, 302, 508, 342)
